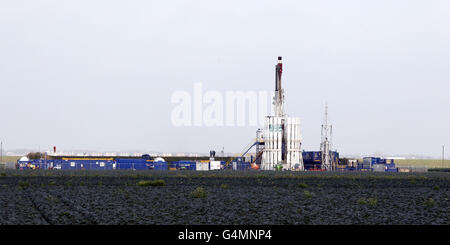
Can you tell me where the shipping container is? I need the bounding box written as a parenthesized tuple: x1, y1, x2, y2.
(115, 158, 149, 170)
(363, 157, 380, 165)
(196, 162, 209, 171)
(373, 164, 386, 172)
(302, 151, 339, 170)
(173, 161, 196, 170)
(149, 161, 168, 171)
(232, 162, 251, 171)
(385, 163, 396, 169)
(62, 160, 81, 170)
(210, 161, 221, 170)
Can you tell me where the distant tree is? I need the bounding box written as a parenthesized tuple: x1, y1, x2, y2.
(27, 152, 43, 159)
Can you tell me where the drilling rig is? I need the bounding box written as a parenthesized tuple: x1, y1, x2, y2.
(260, 57, 303, 171)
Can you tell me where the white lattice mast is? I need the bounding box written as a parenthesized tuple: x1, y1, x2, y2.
(321, 102, 333, 171)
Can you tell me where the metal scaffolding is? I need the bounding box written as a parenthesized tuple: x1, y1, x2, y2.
(320, 103, 334, 171)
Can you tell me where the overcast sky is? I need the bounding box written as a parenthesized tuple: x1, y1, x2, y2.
(0, 0, 449, 157)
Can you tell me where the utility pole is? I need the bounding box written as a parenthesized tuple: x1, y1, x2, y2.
(1, 141, 3, 164)
(443, 145, 445, 168)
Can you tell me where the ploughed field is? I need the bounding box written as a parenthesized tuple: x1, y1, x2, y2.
(0, 170, 448, 225)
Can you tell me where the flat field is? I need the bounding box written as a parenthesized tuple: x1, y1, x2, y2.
(0, 170, 448, 225)
(394, 159, 450, 168)
(0, 156, 20, 163)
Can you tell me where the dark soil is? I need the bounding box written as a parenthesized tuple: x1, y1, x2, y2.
(0, 170, 448, 225)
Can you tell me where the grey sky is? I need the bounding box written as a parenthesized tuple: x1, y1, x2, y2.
(0, 0, 449, 157)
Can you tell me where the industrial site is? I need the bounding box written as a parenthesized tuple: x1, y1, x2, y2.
(1, 57, 448, 226)
(11, 57, 407, 173)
